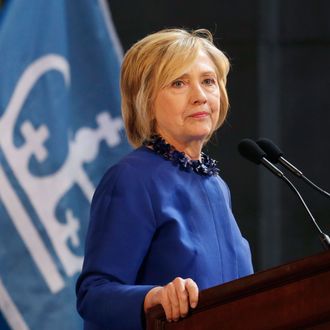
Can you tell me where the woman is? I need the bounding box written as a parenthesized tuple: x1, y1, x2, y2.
(76, 28, 253, 330)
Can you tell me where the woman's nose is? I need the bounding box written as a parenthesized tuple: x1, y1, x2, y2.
(190, 83, 207, 105)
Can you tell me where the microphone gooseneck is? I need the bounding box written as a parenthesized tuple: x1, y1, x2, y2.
(238, 138, 330, 250)
(257, 138, 330, 199)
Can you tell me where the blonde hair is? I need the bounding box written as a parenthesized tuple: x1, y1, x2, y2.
(121, 28, 230, 147)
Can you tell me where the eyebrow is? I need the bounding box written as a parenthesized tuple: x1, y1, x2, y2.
(177, 71, 217, 79)
(201, 71, 217, 76)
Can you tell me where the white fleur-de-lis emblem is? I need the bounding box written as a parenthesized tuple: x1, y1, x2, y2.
(0, 54, 124, 293)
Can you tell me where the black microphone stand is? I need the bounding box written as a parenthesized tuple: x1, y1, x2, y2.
(261, 157, 330, 250)
(238, 138, 330, 251)
(278, 156, 330, 199)
(282, 175, 330, 250)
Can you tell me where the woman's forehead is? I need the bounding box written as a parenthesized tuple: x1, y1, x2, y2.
(161, 50, 217, 82)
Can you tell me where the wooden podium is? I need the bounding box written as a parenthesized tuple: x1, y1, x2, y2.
(146, 251, 330, 329)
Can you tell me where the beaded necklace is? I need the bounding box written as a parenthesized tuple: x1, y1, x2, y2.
(143, 135, 220, 176)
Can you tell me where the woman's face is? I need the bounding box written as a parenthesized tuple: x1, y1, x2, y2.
(153, 50, 220, 149)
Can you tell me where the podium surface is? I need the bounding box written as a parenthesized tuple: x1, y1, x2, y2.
(146, 251, 330, 329)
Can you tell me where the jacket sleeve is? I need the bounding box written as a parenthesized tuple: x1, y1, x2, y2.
(76, 163, 157, 329)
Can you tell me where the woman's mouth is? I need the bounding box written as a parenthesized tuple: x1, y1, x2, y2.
(189, 111, 210, 119)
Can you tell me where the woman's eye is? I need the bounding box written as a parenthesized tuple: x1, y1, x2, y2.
(204, 78, 216, 85)
(171, 80, 184, 88)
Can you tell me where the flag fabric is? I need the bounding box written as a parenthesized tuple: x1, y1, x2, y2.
(0, 0, 130, 328)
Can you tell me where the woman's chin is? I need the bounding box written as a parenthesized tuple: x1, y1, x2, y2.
(187, 126, 212, 140)
(185, 131, 212, 144)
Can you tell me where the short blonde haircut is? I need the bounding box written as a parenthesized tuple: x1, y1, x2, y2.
(121, 28, 230, 148)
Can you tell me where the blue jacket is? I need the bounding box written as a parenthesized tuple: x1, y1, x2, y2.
(76, 147, 253, 329)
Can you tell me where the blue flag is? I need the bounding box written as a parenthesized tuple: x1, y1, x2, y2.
(0, 0, 130, 328)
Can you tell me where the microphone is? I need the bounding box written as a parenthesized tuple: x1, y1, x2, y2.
(238, 138, 330, 250)
(256, 138, 330, 199)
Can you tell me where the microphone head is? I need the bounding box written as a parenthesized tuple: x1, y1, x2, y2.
(238, 138, 267, 164)
(256, 138, 283, 163)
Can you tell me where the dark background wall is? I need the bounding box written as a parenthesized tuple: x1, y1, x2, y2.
(109, 0, 330, 272)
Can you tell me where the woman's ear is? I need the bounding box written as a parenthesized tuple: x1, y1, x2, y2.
(150, 116, 157, 135)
